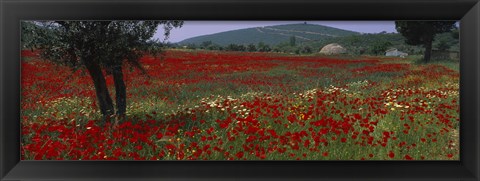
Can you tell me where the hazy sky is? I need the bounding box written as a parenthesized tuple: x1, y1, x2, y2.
(154, 21, 399, 43)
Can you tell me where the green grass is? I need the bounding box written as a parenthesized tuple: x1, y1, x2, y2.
(21, 51, 460, 160)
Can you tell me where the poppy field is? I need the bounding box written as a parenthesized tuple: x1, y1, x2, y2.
(21, 50, 459, 160)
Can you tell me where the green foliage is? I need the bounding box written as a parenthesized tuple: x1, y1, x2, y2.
(247, 44, 257, 52)
(395, 21, 456, 46)
(200, 41, 213, 48)
(225, 44, 246, 51)
(395, 21, 456, 62)
(450, 28, 459, 40)
(197, 41, 223, 50)
(298, 45, 313, 54)
(206, 44, 223, 51)
(21, 22, 49, 50)
(370, 41, 393, 55)
(433, 32, 459, 51)
(289, 36, 296, 46)
(272, 42, 294, 53)
(306, 33, 419, 55)
(185, 43, 198, 49)
(23, 21, 183, 71)
(257, 42, 271, 52)
(435, 40, 450, 51)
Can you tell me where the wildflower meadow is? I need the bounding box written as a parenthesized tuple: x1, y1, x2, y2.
(21, 49, 459, 160)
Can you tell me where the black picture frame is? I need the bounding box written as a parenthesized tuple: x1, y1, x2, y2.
(1, 0, 479, 180)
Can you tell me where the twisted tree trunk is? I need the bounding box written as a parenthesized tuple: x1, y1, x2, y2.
(84, 60, 114, 120)
(112, 64, 126, 117)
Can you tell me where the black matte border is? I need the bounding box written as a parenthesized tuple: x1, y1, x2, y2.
(1, 0, 479, 180)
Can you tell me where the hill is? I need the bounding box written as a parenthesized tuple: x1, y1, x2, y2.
(177, 23, 360, 46)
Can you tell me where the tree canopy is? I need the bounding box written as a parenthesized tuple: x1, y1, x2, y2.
(24, 21, 182, 70)
(23, 21, 183, 124)
(395, 21, 456, 62)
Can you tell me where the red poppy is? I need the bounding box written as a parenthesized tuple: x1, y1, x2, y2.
(404, 155, 413, 160)
(235, 151, 244, 159)
(388, 151, 395, 158)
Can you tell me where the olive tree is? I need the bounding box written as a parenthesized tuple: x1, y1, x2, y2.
(23, 21, 183, 123)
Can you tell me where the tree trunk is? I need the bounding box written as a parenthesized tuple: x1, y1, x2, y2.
(424, 40, 433, 63)
(112, 64, 126, 117)
(84, 60, 114, 119)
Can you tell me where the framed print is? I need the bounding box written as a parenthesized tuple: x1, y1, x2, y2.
(18, 20, 462, 161)
(1, 0, 479, 180)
